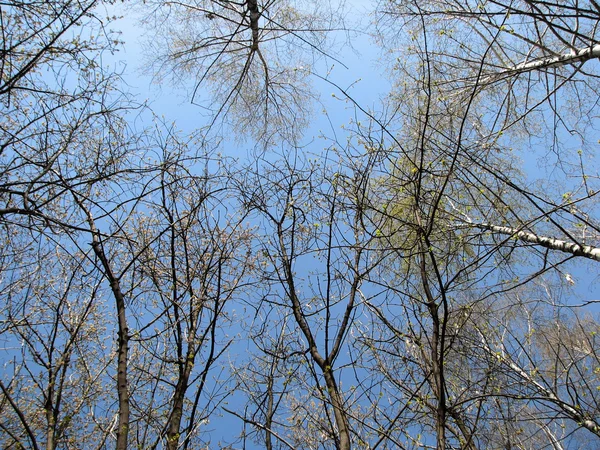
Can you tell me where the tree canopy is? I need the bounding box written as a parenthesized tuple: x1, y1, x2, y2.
(1, 0, 600, 449)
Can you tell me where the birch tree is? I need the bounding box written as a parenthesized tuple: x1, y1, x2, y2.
(373, 0, 600, 277)
(376, 0, 600, 121)
(336, 7, 600, 439)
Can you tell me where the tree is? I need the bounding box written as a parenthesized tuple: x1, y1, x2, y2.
(374, 0, 600, 251)
(0, 239, 113, 450)
(122, 144, 255, 450)
(137, 0, 348, 145)
(230, 148, 383, 449)
(351, 2, 600, 448)
(0, 1, 255, 447)
(0, 2, 143, 447)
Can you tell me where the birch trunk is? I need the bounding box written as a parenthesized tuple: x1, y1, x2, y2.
(479, 44, 600, 85)
(473, 223, 600, 262)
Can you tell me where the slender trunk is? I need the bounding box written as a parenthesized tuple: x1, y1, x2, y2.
(89, 239, 130, 450)
(44, 373, 56, 450)
(265, 369, 274, 450)
(322, 367, 351, 450)
(428, 300, 446, 450)
(114, 277, 130, 450)
(480, 44, 600, 85)
(474, 222, 600, 261)
(164, 206, 189, 450)
(75, 193, 130, 450)
(45, 424, 55, 450)
(278, 224, 351, 449)
(165, 351, 195, 450)
(247, 0, 260, 50)
(419, 239, 446, 450)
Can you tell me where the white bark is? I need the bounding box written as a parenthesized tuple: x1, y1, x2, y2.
(480, 44, 600, 85)
(474, 223, 600, 262)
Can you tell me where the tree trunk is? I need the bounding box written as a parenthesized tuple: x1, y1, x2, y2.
(90, 240, 130, 450)
(323, 367, 351, 450)
(480, 44, 600, 85)
(165, 351, 194, 450)
(474, 222, 600, 261)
